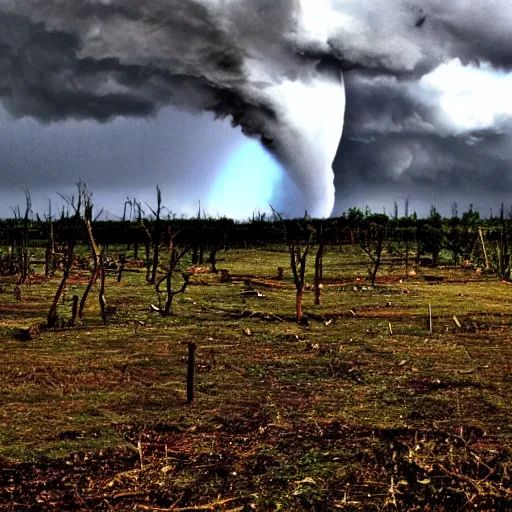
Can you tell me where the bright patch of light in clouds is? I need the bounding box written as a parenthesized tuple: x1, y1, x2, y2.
(207, 139, 283, 219)
(300, 0, 349, 40)
(421, 59, 512, 132)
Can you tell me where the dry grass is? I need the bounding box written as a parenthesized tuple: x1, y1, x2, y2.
(1, 246, 512, 510)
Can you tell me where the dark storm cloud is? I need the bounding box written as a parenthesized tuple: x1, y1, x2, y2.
(333, 71, 512, 216)
(0, 11, 235, 122)
(0, 2, 297, 130)
(10, 1, 511, 137)
(342, 74, 438, 137)
(1, 0, 512, 217)
(336, 132, 512, 191)
(325, 1, 512, 217)
(0, 0, 349, 216)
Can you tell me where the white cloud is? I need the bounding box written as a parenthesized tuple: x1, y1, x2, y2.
(421, 59, 512, 133)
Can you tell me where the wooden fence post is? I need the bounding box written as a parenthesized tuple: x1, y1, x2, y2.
(187, 342, 196, 404)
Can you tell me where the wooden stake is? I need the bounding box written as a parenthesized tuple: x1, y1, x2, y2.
(453, 315, 461, 328)
(187, 342, 196, 404)
(388, 322, 393, 336)
(138, 439, 144, 470)
(428, 303, 433, 333)
(117, 254, 125, 283)
(478, 227, 490, 270)
(99, 251, 107, 325)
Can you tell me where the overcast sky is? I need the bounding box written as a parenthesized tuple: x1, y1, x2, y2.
(1, 1, 512, 219)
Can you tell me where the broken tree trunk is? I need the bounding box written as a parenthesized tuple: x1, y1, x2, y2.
(153, 226, 191, 317)
(296, 287, 304, 325)
(209, 247, 218, 273)
(79, 219, 100, 319)
(47, 263, 72, 328)
(149, 187, 163, 285)
(99, 251, 107, 324)
(478, 227, 490, 270)
(117, 254, 126, 283)
(314, 241, 324, 305)
(44, 218, 56, 277)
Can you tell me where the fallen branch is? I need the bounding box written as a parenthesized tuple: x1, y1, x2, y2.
(90, 490, 148, 501)
(190, 302, 289, 323)
(135, 495, 249, 511)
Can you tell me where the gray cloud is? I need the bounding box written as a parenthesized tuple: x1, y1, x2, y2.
(1, 1, 512, 217)
(0, 0, 348, 216)
(326, 0, 512, 74)
(333, 74, 512, 216)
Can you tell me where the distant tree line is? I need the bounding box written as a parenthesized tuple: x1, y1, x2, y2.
(3, 185, 512, 325)
(2, 202, 512, 271)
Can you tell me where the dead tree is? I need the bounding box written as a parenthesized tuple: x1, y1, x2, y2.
(98, 249, 108, 324)
(47, 184, 84, 327)
(207, 220, 230, 273)
(81, 219, 109, 324)
(133, 199, 142, 259)
(358, 214, 388, 287)
(208, 247, 218, 273)
(145, 186, 163, 285)
(13, 187, 32, 284)
(141, 220, 154, 282)
(78, 219, 100, 319)
(152, 226, 191, 316)
(117, 254, 126, 283)
(272, 208, 314, 324)
(45, 199, 57, 277)
(314, 223, 325, 305)
(191, 204, 204, 265)
(291, 236, 311, 324)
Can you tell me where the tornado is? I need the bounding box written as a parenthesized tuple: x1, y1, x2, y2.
(0, 0, 346, 217)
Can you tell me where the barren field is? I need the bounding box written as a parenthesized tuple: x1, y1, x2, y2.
(1, 246, 512, 510)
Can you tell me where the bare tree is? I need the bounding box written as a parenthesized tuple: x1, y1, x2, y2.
(98, 248, 108, 324)
(13, 187, 32, 284)
(79, 219, 100, 319)
(152, 226, 191, 316)
(358, 214, 388, 287)
(47, 183, 84, 327)
(145, 186, 163, 285)
(272, 208, 314, 324)
(133, 199, 143, 259)
(45, 199, 57, 278)
(314, 222, 325, 305)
